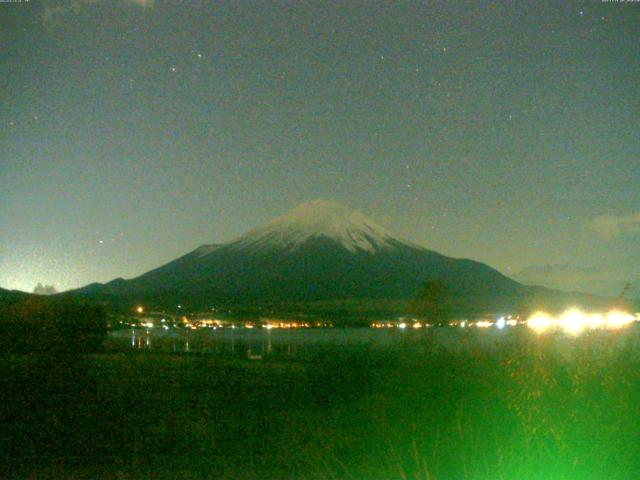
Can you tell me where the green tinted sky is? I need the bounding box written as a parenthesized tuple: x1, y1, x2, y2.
(1, 0, 639, 292)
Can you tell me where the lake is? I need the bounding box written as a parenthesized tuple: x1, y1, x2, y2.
(107, 323, 640, 359)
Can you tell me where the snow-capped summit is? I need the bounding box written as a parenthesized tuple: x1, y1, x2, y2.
(232, 199, 398, 253)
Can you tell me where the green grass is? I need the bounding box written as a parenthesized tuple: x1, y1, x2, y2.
(2, 330, 640, 479)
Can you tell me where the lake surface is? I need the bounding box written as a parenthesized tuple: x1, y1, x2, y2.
(107, 324, 640, 358)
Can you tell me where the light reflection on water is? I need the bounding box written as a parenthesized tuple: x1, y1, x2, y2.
(108, 324, 640, 358)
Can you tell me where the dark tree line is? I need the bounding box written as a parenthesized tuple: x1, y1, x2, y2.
(0, 298, 107, 354)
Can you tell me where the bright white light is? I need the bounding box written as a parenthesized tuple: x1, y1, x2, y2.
(496, 317, 506, 329)
(527, 311, 553, 334)
(605, 310, 635, 329)
(526, 308, 636, 335)
(559, 308, 586, 336)
(398, 322, 407, 329)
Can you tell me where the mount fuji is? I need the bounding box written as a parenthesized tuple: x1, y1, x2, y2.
(70, 200, 559, 315)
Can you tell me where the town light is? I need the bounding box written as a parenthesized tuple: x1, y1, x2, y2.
(527, 311, 553, 333)
(526, 308, 636, 335)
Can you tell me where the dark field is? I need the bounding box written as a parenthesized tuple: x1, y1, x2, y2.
(2, 330, 640, 479)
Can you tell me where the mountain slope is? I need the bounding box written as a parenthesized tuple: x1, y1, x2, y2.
(0, 287, 32, 307)
(70, 200, 601, 315)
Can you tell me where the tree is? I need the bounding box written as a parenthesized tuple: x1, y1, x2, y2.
(409, 279, 452, 326)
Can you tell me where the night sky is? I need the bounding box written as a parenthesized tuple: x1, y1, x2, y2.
(1, 0, 639, 294)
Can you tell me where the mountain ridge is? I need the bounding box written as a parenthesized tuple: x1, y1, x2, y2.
(66, 200, 614, 315)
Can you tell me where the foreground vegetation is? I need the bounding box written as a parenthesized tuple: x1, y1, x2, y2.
(2, 329, 640, 479)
